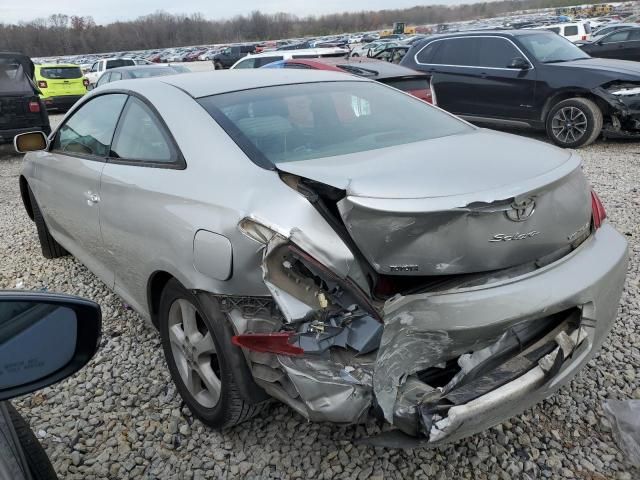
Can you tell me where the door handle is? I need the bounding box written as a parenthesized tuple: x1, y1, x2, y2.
(85, 192, 100, 205)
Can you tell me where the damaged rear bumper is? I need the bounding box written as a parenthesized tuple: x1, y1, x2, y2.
(237, 222, 627, 444)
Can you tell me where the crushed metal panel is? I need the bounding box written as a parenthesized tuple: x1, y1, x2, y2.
(278, 356, 373, 424)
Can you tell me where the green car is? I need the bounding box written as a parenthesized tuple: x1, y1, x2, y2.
(34, 63, 88, 111)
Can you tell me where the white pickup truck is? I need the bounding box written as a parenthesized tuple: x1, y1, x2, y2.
(85, 58, 136, 86)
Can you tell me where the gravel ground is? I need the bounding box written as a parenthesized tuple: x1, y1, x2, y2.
(0, 117, 639, 479)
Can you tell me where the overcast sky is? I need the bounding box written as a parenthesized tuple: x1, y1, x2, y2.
(1, 1, 468, 25)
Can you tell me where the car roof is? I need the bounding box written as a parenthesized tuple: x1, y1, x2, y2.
(38, 63, 80, 68)
(107, 65, 174, 72)
(246, 47, 347, 58)
(413, 29, 560, 43)
(285, 57, 427, 79)
(148, 69, 367, 98)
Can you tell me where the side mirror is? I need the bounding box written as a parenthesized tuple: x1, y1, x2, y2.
(0, 292, 101, 401)
(508, 57, 531, 69)
(86, 83, 95, 91)
(14, 131, 48, 154)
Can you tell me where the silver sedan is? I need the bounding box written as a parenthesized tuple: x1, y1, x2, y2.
(15, 70, 628, 445)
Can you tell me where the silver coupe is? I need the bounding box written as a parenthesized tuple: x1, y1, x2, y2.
(15, 70, 628, 445)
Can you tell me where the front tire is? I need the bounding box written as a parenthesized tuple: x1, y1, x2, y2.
(5, 403, 58, 480)
(28, 186, 67, 259)
(213, 61, 223, 70)
(158, 279, 264, 429)
(546, 97, 602, 148)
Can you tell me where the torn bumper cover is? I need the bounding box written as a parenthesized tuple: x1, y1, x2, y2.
(596, 84, 640, 137)
(240, 221, 627, 444)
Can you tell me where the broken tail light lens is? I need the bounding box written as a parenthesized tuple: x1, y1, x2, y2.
(591, 190, 606, 230)
(37, 80, 47, 89)
(28, 100, 40, 113)
(232, 332, 304, 356)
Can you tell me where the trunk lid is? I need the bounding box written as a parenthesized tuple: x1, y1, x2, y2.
(278, 129, 593, 275)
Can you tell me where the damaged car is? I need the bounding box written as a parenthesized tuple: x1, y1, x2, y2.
(15, 70, 628, 445)
(401, 29, 640, 148)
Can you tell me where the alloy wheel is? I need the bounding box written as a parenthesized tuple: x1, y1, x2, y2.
(167, 299, 221, 408)
(551, 106, 588, 144)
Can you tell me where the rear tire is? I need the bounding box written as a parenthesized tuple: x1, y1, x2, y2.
(158, 279, 264, 429)
(214, 61, 223, 70)
(6, 403, 58, 480)
(28, 186, 67, 259)
(546, 97, 602, 148)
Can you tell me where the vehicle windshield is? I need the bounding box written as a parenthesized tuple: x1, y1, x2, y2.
(0, 58, 33, 95)
(198, 81, 471, 167)
(40, 66, 82, 79)
(519, 32, 590, 63)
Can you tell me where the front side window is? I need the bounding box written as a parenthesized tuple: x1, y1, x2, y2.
(52, 94, 128, 157)
(255, 56, 283, 67)
(198, 81, 471, 167)
(477, 38, 521, 68)
(416, 41, 442, 63)
(110, 72, 122, 81)
(604, 30, 631, 43)
(110, 97, 174, 163)
(234, 58, 256, 69)
(90, 62, 99, 72)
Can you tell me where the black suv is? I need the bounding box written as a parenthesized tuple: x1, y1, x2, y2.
(212, 45, 256, 69)
(0, 53, 50, 144)
(402, 30, 640, 147)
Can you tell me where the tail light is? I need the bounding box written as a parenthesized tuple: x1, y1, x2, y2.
(28, 100, 40, 113)
(83, 78, 89, 87)
(232, 332, 304, 356)
(408, 89, 433, 104)
(581, 35, 587, 40)
(37, 80, 47, 89)
(591, 190, 606, 230)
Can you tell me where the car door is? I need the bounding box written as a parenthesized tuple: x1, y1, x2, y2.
(591, 30, 632, 59)
(99, 95, 185, 314)
(30, 93, 128, 287)
(625, 29, 640, 60)
(418, 36, 537, 121)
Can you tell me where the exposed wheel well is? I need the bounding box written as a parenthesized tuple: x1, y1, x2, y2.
(541, 91, 610, 124)
(19, 176, 34, 221)
(147, 271, 175, 328)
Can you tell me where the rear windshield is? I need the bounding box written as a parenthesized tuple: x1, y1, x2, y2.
(0, 59, 33, 95)
(40, 67, 82, 79)
(198, 81, 470, 167)
(106, 59, 135, 69)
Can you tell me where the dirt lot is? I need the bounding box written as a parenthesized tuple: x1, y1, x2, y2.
(0, 100, 638, 478)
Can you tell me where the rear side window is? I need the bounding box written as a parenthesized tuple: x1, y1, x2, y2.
(477, 38, 521, 68)
(40, 67, 82, 79)
(416, 41, 442, 63)
(110, 97, 176, 164)
(564, 26, 578, 36)
(430, 38, 480, 66)
(629, 30, 640, 40)
(52, 94, 128, 157)
(106, 59, 135, 69)
(546, 27, 561, 34)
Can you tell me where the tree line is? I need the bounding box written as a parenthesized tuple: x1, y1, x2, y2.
(0, 0, 614, 57)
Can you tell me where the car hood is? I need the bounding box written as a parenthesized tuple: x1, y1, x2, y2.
(551, 57, 640, 80)
(277, 128, 574, 202)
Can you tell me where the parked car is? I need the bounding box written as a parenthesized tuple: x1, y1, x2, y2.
(212, 45, 256, 69)
(263, 57, 433, 103)
(0, 53, 50, 144)
(0, 290, 101, 480)
(578, 27, 640, 61)
(92, 65, 186, 88)
(34, 63, 88, 111)
(534, 21, 592, 42)
(85, 58, 136, 86)
(15, 70, 627, 446)
(402, 30, 640, 147)
(351, 40, 398, 57)
(230, 48, 350, 69)
(371, 45, 411, 63)
(590, 22, 633, 39)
